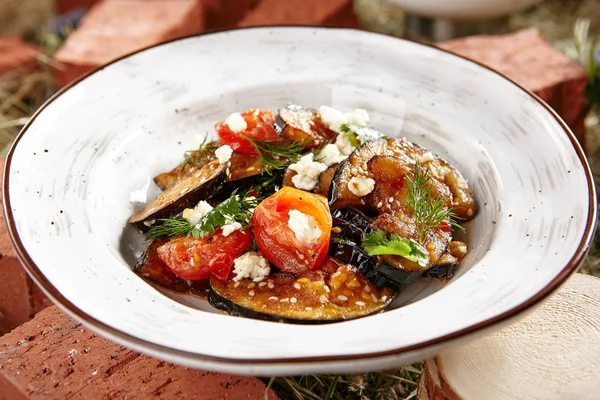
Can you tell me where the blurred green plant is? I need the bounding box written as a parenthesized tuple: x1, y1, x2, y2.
(574, 19, 600, 111)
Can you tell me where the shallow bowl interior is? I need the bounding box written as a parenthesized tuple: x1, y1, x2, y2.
(3, 27, 595, 375)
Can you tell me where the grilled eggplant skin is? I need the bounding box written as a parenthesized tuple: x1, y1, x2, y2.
(274, 104, 336, 149)
(208, 262, 395, 323)
(134, 238, 188, 291)
(129, 160, 227, 232)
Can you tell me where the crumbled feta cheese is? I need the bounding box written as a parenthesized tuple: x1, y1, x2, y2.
(232, 251, 270, 282)
(335, 132, 355, 156)
(316, 144, 347, 166)
(346, 108, 369, 126)
(318, 106, 369, 134)
(348, 176, 375, 197)
(224, 112, 247, 133)
(182, 201, 213, 225)
(215, 144, 233, 164)
(221, 221, 242, 236)
(287, 209, 322, 242)
(419, 151, 435, 164)
(288, 153, 327, 190)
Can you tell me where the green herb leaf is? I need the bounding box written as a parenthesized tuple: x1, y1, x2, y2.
(406, 162, 464, 244)
(340, 124, 387, 145)
(242, 136, 309, 174)
(146, 218, 194, 241)
(362, 231, 429, 267)
(192, 190, 258, 238)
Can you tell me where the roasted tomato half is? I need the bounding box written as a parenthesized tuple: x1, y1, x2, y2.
(215, 109, 278, 155)
(252, 187, 332, 274)
(157, 229, 252, 281)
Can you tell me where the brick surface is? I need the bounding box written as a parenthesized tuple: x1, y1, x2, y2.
(53, 0, 205, 88)
(0, 37, 41, 77)
(238, 0, 358, 28)
(204, 0, 261, 30)
(438, 28, 589, 143)
(0, 306, 277, 399)
(0, 158, 52, 335)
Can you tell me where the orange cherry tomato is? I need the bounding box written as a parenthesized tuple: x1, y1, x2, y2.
(157, 229, 252, 281)
(215, 109, 278, 155)
(251, 187, 332, 274)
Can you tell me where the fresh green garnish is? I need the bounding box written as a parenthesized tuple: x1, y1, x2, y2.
(406, 162, 463, 244)
(146, 190, 258, 241)
(242, 136, 309, 174)
(362, 230, 429, 267)
(146, 218, 194, 241)
(181, 135, 219, 172)
(340, 124, 387, 146)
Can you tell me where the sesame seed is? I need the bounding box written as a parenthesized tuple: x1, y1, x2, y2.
(280, 298, 289, 302)
(380, 296, 388, 302)
(290, 297, 297, 303)
(258, 282, 267, 287)
(319, 295, 328, 304)
(337, 295, 348, 301)
(248, 290, 255, 296)
(248, 283, 256, 289)
(356, 301, 366, 307)
(377, 201, 383, 208)
(293, 283, 301, 290)
(234, 281, 240, 288)
(268, 282, 275, 289)
(387, 197, 394, 203)
(305, 307, 313, 311)
(324, 286, 331, 293)
(371, 294, 378, 302)
(268, 296, 278, 301)
(364, 285, 370, 292)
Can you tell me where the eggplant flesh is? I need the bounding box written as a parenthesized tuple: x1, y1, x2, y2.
(274, 104, 336, 149)
(208, 264, 395, 324)
(129, 160, 227, 232)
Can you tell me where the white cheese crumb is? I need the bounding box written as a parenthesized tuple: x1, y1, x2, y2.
(288, 209, 322, 242)
(182, 201, 213, 225)
(316, 144, 347, 166)
(348, 176, 375, 197)
(232, 251, 270, 282)
(224, 112, 247, 133)
(419, 151, 435, 164)
(221, 221, 242, 237)
(215, 144, 233, 164)
(335, 132, 355, 156)
(288, 153, 327, 190)
(346, 108, 369, 126)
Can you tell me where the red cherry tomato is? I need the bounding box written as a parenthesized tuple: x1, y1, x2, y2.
(157, 229, 252, 281)
(251, 187, 332, 274)
(215, 109, 278, 155)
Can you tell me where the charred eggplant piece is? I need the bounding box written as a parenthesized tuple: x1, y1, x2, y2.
(129, 160, 227, 231)
(274, 104, 336, 149)
(332, 208, 373, 236)
(153, 141, 219, 190)
(328, 241, 395, 289)
(208, 264, 394, 323)
(134, 239, 188, 291)
(315, 164, 338, 197)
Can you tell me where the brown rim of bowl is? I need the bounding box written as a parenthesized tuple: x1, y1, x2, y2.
(2, 26, 597, 366)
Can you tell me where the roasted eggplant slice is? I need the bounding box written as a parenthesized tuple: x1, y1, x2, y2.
(208, 263, 395, 323)
(315, 164, 338, 197)
(328, 138, 476, 220)
(274, 104, 336, 149)
(129, 160, 227, 231)
(153, 141, 219, 190)
(134, 238, 188, 291)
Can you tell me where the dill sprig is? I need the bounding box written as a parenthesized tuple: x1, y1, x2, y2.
(242, 136, 309, 174)
(181, 135, 219, 172)
(146, 190, 258, 241)
(406, 162, 463, 244)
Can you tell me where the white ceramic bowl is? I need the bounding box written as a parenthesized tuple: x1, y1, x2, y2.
(3, 27, 595, 376)
(384, 0, 543, 19)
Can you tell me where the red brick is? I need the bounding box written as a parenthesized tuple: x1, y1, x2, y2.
(53, 0, 205, 88)
(0, 37, 41, 77)
(204, 0, 261, 30)
(0, 306, 278, 399)
(438, 28, 588, 143)
(56, 0, 100, 14)
(0, 158, 52, 335)
(238, 0, 358, 28)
